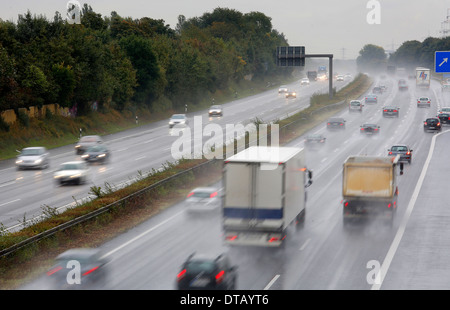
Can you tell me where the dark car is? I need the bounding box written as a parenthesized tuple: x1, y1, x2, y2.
(75, 135, 103, 155)
(305, 134, 326, 147)
(437, 113, 450, 125)
(388, 145, 412, 164)
(382, 106, 400, 118)
(326, 117, 346, 130)
(47, 248, 109, 289)
(372, 87, 383, 94)
(81, 145, 110, 164)
(424, 118, 442, 132)
(176, 253, 238, 290)
(360, 123, 380, 135)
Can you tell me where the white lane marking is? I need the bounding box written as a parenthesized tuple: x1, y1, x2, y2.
(371, 129, 448, 290)
(0, 181, 16, 188)
(264, 274, 280, 290)
(134, 156, 146, 161)
(0, 199, 20, 207)
(299, 238, 311, 251)
(100, 210, 184, 259)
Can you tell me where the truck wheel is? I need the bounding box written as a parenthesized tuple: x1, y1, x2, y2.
(296, 209, 306, 226)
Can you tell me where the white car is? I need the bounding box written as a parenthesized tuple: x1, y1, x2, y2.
(336, 75, 344, 81)
(185, 187, 221, 213)
(300, 78, 310, 85)
(15, 147, 50, 170)
(417, 97, 430, 108)
(278, 85, 288, 93)
(54, 161, 89, 185)
(438, 107, 450, 114)
(169, 114, 188, 128)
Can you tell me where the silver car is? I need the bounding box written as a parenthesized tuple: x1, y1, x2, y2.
(185, 187, 221, 213)
(15, 147, 50, 170)
(417, 97, 430, 108)
(54, 161, 89, 185)
(208, 105, 223, 117)
(169, 114, 189, 128)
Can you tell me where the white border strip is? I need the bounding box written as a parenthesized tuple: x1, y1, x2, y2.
(371, 129, 448, 290)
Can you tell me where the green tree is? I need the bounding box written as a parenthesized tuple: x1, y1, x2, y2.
(356, 44, 387, 73)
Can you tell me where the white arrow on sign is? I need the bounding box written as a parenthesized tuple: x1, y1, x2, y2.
(439, 58, 448, 67)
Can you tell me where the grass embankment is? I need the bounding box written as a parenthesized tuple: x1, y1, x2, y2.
(0, 74, 371, 289)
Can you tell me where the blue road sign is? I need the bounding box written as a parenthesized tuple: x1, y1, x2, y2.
(435, 51, 450, 73)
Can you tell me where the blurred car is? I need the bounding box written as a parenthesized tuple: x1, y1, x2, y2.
(54, 161, 89, 185)
(372, 86, 383, 94)
(169, 114, 189, 128)
(285, 91, 297, 98)
(398, 79, 408, 91)
(278, 85, 288, 93)
(438, 107, 450, 114)
(304, 134, 326, 146)
(442, 84, 450, 92)
(360, 123, 380, 135)
(349, 100, 363, 113)
(365, 94, 377, 104)
(300, 78, 310, 85)
(75, 135, 103, 155)
(388, 145, 412, 164)
(185, 187, 221, 213)
(336, 75, 344, 81)
(81, 145, 110, 164)
(423, 118, 441, 132)
(208, 105, 223, 117)
(47, 248, 109, 289)
(382, 106, 400, 118)
(15, 146, 49, 170)
(417, 97, 431, 108)
(437, 113, 450, 125)
(326, 117, 346, 130)
(176, 252, 238, 290)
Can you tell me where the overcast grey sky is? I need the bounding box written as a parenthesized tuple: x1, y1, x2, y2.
(2, 0, 450, 59)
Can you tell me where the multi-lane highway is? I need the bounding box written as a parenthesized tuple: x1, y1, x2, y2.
(0, 76, 347, 230)
(20, 74, 450, 290)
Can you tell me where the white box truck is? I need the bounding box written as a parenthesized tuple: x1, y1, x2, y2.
(222, 146, 312, 247)
(416, 67, 430, 90)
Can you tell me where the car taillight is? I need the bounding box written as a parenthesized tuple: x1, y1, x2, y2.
(47, 266, 63, 276)
(383, 109, 387, 112)
(226, 235, 237, 241)
(428, 101, 430, 103)
(393, 110, 398, 112)
(210, 192, 218, 198)
(360, 128, 364, 130)
(327, 123, 331, 125)
(375, 128, 378, 131)
(406, 151, 410, 155)
(438, 122, 441, 126)
(82, 266, 99, 276)
(424, 122, 427, 125)
(389, 151, 392, 155)
(187, 192, 194, 198)
(340, 123, 343, 126)
(177, 269, 187, 281)
(215, 270, 225, 284)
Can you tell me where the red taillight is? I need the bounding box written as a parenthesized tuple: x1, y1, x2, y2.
(226, 235, 237, 241)
(383, 109, 387, 112)
(327, 123, 331, 125)
(438, 122, 441, 126)
(428, 101, 430, 103)
(417, 101, 420, 103)
(187, 192, 194, 198)
(340, 123, 343, 126)
(47, 266, 63, 276)
(177, 269, 187, 281)
(424, 122, 427, 125)
(393, 110, 398, 112)
(406, 151, 410, 155)
(82, 266, 99, 276)
(210, 192, 218, 198)
(388, 203, 391, 208)
(374, 128, 378, 131)
(360, 128, 364, 130)
(389, 151, 392, 155)
(344, 202, 349, 207)
(215, 270, 225, 284)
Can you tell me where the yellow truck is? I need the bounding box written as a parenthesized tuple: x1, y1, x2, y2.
(342, 155, 403, 226)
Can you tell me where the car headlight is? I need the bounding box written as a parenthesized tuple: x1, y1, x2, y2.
(34, 159, 42, 164)
(54, 175, 61, 179)
(98, 153, 106, 158)
(81, 154, 89, 158)
(16, 160, 23, 164)
(70, 174, 81, 178)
